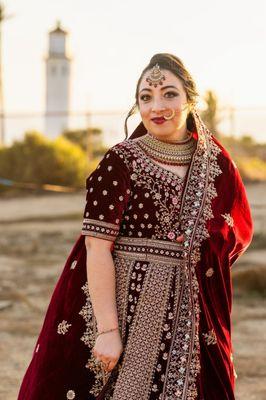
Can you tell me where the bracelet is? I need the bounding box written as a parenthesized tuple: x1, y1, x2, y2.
(96, 327, 119, 338)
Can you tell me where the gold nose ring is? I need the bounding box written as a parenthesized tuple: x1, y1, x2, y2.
(163, 109, 175, 120)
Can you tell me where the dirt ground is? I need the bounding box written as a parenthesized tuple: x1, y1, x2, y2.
(0, 184, 265, 400)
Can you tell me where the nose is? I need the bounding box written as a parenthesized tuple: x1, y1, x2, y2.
(151, 98, 166, 113)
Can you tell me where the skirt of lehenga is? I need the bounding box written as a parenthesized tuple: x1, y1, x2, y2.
(17, 234, 187, 400)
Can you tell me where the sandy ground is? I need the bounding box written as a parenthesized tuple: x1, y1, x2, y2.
(0, 184, 265, 400)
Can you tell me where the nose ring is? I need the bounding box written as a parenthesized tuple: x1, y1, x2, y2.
(163, 109, 175, 120)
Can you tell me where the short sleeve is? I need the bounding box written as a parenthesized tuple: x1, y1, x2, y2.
(81, 147, 131, 241)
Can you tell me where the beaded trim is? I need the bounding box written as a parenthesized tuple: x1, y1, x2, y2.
(137, 131, 196, 166)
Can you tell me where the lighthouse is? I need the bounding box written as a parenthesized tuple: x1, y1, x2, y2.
(44, 21, 71, 139)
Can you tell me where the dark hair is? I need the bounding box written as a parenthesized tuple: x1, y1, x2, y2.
(124, 53, 199, 138)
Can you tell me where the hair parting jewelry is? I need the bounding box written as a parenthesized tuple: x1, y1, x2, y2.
(146, 63, 166, 87)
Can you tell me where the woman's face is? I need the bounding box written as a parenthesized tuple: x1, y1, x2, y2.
(137, 69, 191, 138)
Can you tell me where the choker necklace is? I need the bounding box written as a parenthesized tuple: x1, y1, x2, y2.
(137, 130, 196, 166)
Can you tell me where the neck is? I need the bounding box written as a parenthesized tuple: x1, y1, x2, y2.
(149, 124, 189, 143)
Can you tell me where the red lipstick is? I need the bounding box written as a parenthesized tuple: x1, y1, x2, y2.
(151, 117, 166, 124)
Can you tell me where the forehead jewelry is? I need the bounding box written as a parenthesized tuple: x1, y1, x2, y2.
(146, 63, 166, 87)
(163, 109, 175, 120)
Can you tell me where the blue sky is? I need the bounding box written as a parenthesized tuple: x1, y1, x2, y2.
(2, 0, 266, 143)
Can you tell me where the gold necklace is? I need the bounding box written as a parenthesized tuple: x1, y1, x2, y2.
(137, 130, 196, 166)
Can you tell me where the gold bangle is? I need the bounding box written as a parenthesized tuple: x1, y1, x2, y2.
(96, 327, 119, 338)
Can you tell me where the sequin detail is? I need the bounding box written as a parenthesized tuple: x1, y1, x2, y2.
(57, 320, 72, 335)
(222, 213, 234, 227)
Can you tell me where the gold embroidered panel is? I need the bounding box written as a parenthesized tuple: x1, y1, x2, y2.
(112, 256, 178, 399)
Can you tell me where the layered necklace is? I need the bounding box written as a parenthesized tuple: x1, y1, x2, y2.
(137, 130, 196, 166)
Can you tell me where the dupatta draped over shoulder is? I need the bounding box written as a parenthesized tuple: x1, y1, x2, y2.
(18, 110, 253, 400)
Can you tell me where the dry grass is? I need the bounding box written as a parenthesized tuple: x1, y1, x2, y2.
(233, 266, 266, 297)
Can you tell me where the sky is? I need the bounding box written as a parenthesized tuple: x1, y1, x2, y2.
(2, 0, 266, 144)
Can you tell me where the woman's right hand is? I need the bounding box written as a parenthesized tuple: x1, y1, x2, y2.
(92, 330, 123, 373)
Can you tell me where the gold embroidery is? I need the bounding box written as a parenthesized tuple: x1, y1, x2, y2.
(66, 389, 75, 399)
(82, 218, 119, 241)
(113, 256, 135, 344)
(113, 235, 184, 264)
(113, 140, 185, 242)
(202, 329, 217, 345)
(70, 260, 77, 270)
(57, 320, 72, 335)
(79, 282, 111, 396)
(112, 257, 177, 399)
(222, 213, 234, 227)
(205, 267, 214, 277)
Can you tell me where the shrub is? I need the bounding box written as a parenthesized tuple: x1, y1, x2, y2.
(235, 156, 266, 182)
(0, 131, 89, 190)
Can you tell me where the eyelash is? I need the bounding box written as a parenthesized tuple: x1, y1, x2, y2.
(140, 91, 179, 102)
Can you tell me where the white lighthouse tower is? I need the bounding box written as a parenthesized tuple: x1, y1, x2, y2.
(44, 21, 71, 139)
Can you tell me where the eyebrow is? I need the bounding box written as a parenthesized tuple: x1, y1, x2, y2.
(139, 85, 179, 94)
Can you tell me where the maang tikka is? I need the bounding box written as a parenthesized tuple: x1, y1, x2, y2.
(146, 63, 166, 87)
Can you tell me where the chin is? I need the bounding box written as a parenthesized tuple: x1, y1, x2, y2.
(148, 125, 173, 136)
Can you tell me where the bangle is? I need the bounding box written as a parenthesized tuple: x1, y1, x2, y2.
(96, 327, 119, 338)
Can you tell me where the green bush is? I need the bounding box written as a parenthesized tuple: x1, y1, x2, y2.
(0, 131, 89, 189)
(235, 156, 266, 182)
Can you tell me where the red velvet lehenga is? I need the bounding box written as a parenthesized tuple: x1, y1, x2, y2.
(17, 110, 253, 400)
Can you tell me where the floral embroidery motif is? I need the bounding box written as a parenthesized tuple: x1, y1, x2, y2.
(202, 329, 217, 345)
(57, 320, 72, 335)
(79, 282, 111, 397)
(112, 140, 185, 242)
(66, 389, 75, 399)
(205, 267, 214, 277)
(222, 213, 234, 227)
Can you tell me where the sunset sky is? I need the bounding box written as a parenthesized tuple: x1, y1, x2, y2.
(2, 0, 266, 143)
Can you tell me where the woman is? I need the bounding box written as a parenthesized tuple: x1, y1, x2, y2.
(18, 53, 253, 400)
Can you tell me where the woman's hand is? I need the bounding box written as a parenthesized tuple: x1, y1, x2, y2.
(92, 330, 123, 373)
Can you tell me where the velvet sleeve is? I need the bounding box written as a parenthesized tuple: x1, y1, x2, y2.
(81, 147, 131, 241)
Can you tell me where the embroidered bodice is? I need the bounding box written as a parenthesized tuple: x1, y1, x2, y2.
(82, 134, 188, 243)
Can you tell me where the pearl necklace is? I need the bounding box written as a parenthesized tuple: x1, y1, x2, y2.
(137, 130, 196, 166)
